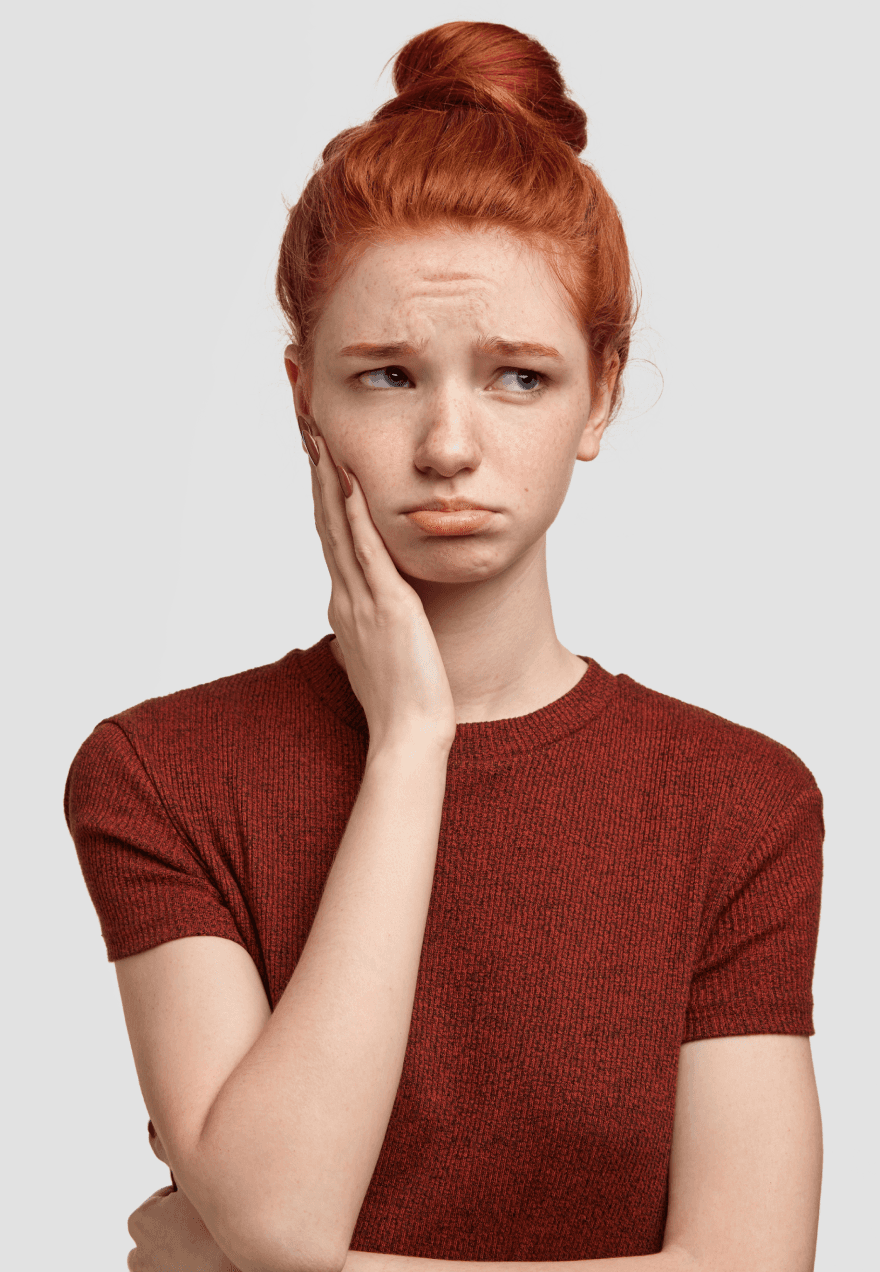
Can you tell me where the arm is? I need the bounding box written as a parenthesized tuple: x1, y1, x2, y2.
(662, 1034, 822, 1272)
(178, 741, 450, 1272)
(165, 428, 457, 1272)
(154, 1024, 826, 1272)
(138, 1129, 689, 1272)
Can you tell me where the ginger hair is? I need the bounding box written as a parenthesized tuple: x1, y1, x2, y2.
(276, 21, 637, 417)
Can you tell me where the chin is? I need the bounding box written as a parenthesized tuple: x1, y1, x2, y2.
(391, 540, 510, 585)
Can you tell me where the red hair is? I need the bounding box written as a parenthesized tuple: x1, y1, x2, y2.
(276, 21, 637, 417)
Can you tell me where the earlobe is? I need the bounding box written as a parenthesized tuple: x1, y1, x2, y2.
(576, 355, 619, 461)
(575, 428, 603, 463)
(575, 406, 610, 463)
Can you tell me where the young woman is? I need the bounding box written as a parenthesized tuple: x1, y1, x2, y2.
(66, 21, 824, 1272)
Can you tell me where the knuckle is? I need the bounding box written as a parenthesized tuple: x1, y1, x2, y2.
(353, 541, 373, 568)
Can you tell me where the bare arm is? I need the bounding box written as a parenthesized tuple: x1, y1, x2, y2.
(180, 737, 449, 1272)
(171, 423, 457, 1272)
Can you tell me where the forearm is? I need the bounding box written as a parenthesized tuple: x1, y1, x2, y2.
(187, 739, 451, 1272)
(342, 1252, 696, 1272)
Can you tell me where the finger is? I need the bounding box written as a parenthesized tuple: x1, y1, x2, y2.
(309, 431, 373, 605)
(308, 450, 352, 603)
(338, 467, 409, 602)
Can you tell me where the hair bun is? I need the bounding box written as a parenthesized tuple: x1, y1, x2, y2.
(388, 21, 588, 154)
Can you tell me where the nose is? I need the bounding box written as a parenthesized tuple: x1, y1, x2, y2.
(412, 384, 482, 478)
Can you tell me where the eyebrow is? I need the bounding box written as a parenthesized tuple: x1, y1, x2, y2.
(475, 337, 563, 362)
(336, 336, 564, 362)
(337, 341, 427, 360)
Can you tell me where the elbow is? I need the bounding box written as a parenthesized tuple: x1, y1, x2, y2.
(179, 1138, 345, 1272)
(228, 1220, 345, 1272)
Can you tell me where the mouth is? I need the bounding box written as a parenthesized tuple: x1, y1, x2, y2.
(405, 507, 495, 536)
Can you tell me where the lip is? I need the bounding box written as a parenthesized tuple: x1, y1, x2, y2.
(405, 499, 493, 512)
(406, 508, 495, 536)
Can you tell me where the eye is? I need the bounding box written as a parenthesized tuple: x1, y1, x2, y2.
(360, 366, 413, 389)
(497, 368, 545, 393)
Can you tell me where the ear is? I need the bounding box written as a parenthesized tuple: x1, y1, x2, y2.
(576, 353, 620, 462)
(284, 344, 313, 423)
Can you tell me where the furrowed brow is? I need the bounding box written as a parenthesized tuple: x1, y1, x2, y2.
(336, 337, 564, 362)
(336, 341, 427, 360)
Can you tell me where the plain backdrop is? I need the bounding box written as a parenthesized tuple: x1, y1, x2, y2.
(3, 0, 877, 1267)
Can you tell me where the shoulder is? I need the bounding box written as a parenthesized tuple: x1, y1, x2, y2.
(66, 647, 323, 804)
(102, 648, 308, 748)
(603, 667, 821, 816)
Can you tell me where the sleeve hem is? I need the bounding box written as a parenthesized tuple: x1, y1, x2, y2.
(683, 997, 814, 1043)
(104, 921, 249, 964)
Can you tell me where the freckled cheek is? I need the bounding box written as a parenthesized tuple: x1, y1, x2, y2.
(337, 425, 403, 495)
(328, 429, 410, 536)
(501, 429, 574, 511)
(311, 393, 375, 471)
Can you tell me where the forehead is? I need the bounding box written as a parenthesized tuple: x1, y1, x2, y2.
(316, 227, 580, 347)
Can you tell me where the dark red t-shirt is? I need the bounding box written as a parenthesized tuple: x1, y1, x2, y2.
(65, 635, 823, 1262)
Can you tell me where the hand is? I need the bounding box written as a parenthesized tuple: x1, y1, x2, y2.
(127, 1184, 242, 1271)
(303, 419, 456, 752)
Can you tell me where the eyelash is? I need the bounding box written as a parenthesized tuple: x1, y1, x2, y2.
(358, 366, 549, 395)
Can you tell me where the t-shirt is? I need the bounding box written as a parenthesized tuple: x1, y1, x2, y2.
(64, 634, 824, 1263)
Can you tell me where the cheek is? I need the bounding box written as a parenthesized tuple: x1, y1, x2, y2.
(500, 417, 579, 511)
(308, 387, 365, 466)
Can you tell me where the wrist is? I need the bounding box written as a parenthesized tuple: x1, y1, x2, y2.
(366, 729, 454, 767)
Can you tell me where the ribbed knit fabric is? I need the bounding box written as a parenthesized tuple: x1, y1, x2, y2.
(64, 634, 823, 1262)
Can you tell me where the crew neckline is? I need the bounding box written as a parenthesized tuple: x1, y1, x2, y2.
(292, 633, 618, 766)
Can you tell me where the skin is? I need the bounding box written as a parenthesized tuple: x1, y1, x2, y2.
(285, 224, 618, 724)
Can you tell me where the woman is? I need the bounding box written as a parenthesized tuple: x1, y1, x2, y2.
(66, 21, 823, 1272)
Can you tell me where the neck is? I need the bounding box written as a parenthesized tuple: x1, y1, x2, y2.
(331, 537, 587, 724)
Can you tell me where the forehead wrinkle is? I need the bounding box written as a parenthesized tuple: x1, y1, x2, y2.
(416, 272, 488, 282)
(398, 284, 491, 305)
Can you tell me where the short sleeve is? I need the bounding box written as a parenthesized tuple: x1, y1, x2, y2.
(64, 720, 247, 962)
(683, 778, 824, 1042)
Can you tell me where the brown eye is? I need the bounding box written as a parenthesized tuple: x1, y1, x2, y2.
(362, 366, 412, 388)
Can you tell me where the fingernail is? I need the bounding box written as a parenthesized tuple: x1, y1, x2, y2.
(302, 429, 320, 467)
(336, 464, 353, 498)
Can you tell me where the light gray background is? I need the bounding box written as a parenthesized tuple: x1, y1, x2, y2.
(3, 0, 876, 1267)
